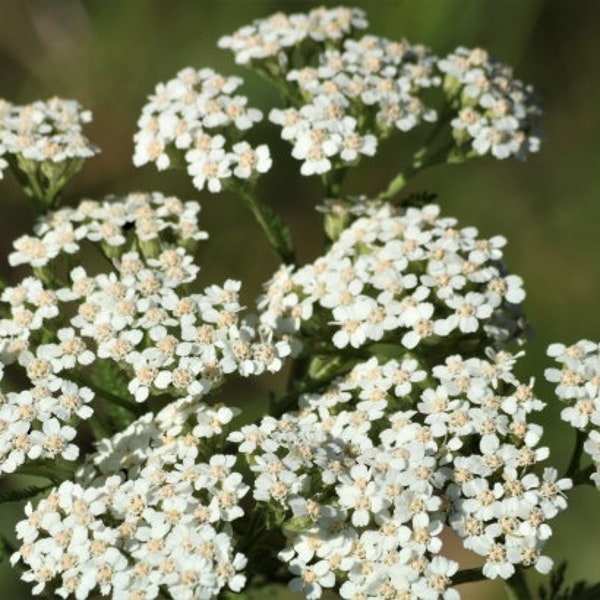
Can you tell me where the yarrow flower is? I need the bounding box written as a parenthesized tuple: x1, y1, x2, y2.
(0, 97, 98, 163)
(12, 400, 249, 600)
(545, 340, 600, 486)
(438, 47, 542, 160)
(0, 97, 99, 206)
(269, 35, 439, 176)
(133, 67, 272, 192)
(0, 191, 290, 473)
(230, 352, 568, 598)
(217, 6, 368, 67)
(260, 201, 526, 355)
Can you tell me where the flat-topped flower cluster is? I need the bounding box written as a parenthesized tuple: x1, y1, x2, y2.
(0, 97, 99, 209)
(0, 97, 97, 168)
(260, 202, 526, 354)
(545, 340, 600, 487)
(12, 400, 248, 600)
(232, 352, 569, 599)
(217, 6, 369, 65)
(0, 191, 289, 474)
(134, 67, 272, 193)
(133, 6, 542, 194)
(268, 34, 439, 176)
(438, 47, 541, 160)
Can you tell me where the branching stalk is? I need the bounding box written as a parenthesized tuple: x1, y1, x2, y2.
(378, 141, 456, 201)
(238, 186, 296, 265)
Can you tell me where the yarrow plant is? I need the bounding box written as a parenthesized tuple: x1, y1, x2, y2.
(0, 6, 597, 600)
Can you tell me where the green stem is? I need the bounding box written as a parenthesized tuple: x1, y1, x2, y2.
(563, 429, 586, 480)
(571, 464, 595, 486)
(253, 64, 304, 108)
(24, 172, 47, 210)
(505, 567, 532, 600)
(271, 354, 358, 418)
(378, 162, 419, 200)
(322, 167, 348, 198)
(88, 412, 112, 440)
(452, 567, 485, 585)
(378, 141, 455, 201)
(376, 99, 456, 202)
(70, 373, 144, 418)
(7, 157, 50, 213)
(237, 186, 296, 265)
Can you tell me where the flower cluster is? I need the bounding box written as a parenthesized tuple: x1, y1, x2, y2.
(217, 6, 368, 66)
(12, 400, 249, 600)
(134, 67, 272, 192)
(0, 97, 98, 164)
(134, 9, 543, 190)
(260, 202, 526, 355)
(0, 5, 583, 600)
(0, 97, 98, 204)
(231, 352, 568, 599)
(438, 47, 542, 160)
(269, 35, 439, 176)
(545, 340, 600, 487)
(0, 191, 289, 473)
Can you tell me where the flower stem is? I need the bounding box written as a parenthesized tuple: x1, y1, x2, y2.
(322, 167, 348, 198)
(89, 412, 112, 440)
(563, 429, 586, 480)
(452, 567, 485, 585)
(571, 464, 595, 486)
(377, 162, 418, 200)
(505, 567, 532, 600)
(378, 141, 455, 201)
(237, 186, 296, 265)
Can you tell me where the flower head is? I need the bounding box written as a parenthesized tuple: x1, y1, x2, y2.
(438, 47, 542, 160)
(260, 201, 526, 355)
(134, 68, 271, 192)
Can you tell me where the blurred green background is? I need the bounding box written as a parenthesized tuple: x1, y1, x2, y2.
(1, 1, 599, 598)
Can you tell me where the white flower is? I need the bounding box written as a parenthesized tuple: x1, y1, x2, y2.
(0, 97, 98, 164)
(288, 559, 336, 600)
(445, 292, 493, 333)
(231, 142, 272, 178)
(186, 146, 232, 193)
(439, 46, 542, 160)
(331, 298, 377, 348)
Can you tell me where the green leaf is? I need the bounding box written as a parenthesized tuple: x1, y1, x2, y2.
(92, 358, 130, 399)
(539, 562, 600, 600)
(367, 342, 412, 361)
(307, 354, 349, 382)
(89, 359, 140, 427)
(0, 483, 53, 504)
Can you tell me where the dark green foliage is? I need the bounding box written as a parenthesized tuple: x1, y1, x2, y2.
(0, 484, 53, 505)
(539, 563, 600, 600)
(398, 189, 439, 208)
